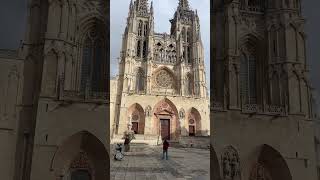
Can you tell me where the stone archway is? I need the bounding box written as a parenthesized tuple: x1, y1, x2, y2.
(186, 107, 202, 136)
(127, 103, 145, 134)
(249, 144, 292, 180)
(50, 131, 109, 180)
(153, 98, 179, 140)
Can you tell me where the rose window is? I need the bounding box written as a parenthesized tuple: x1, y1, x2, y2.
(189, 119, 195, 124)
(155, 70, 174, 88)
(132, 114, 139, 121)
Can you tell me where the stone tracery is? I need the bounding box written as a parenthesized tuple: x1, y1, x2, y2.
(154, 69, 174, 88)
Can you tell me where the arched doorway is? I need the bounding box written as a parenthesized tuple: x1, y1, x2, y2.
(186, 108, 201, 136)
(249, 144, 292, 180)
(127, 103, 145, 134)
(153, 98, 179, 140)
(50, 131, 109, 180)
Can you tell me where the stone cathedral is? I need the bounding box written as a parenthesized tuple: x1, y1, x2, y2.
(211, 0, 319, 180)
(110, 0, 210, 144)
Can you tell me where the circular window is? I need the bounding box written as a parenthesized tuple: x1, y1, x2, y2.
(155, 70, 173, 88)
(132, 114, 139, 121)
(189, 119, 195, 124)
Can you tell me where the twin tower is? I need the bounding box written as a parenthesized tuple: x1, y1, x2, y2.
(117, 0, 207, 98)
(112, 0, 210, 140)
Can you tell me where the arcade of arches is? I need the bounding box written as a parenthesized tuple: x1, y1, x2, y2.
(123, 98, 206, 141)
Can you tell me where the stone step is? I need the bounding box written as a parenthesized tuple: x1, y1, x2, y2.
(111, 134, 161, 145)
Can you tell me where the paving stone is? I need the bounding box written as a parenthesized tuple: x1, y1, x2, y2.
(110, 145, 209, 180)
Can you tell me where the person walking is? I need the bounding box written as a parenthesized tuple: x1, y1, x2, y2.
(162, 139, 169, 160)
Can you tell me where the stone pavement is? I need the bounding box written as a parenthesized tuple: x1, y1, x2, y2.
(110, 145, 210, 180)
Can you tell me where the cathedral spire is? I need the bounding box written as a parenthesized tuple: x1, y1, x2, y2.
(178, 0, 190, 10)
(130, 0, 133, 9)
(135, 0, 149, 15)
(128, 0, 134, 16)
(150, 1, 153, 14)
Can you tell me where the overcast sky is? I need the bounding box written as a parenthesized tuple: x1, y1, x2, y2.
(0, 0, 319, 114)
(110, 0, 210, 88)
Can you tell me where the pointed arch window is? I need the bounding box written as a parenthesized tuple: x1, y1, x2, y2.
(240, 52, 257, 104)
(80, 27, 107, 93)
(138, 20, 143, 36)
(271, 73, 280, 105)
(182, 27, 186, 41)
(187, 29, 191, 42)
(143, 40, 147, 58)
(143, 23, 148, 36)
(186, 73, 193, 96)
(137, 40, 141, 57)
(270, 26, 278, 59)
(136, 68, 145, 93)
(188, 46, 192, 63)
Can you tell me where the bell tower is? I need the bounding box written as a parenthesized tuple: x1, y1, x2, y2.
(170, 0, 207, 98)
(118, 0, 154, 94)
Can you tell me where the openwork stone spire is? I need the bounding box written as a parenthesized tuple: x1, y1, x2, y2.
(136, 0, 149, 16)
(178, 0, 190, 10)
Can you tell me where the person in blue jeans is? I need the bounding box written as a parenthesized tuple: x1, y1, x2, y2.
(162, 139, 169, 160)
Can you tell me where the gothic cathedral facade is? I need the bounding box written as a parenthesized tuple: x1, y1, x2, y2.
(212, 0, 317, 180)
(110, 0, 210, 143)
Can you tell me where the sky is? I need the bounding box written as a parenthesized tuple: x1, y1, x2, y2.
(0, 0, 319, 115)
(110, 0, 211, 88)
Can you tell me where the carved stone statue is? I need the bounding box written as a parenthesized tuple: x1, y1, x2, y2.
(222, 147, 241, 180)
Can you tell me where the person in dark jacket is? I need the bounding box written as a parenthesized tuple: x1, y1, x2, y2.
(162, 139, 169, 160)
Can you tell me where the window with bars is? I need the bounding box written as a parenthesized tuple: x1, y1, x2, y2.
(188, 46, 192, 63)
(137, 40, 141, 57)
(186, 73, 193, 96)
(187, 29, 191, 42)
(240, 53, 257, 104)
(143, 40, 147, 58)
(143, 23, 148, 36)
(138, 21, 143, 36)
(182, 27, 186, 41)
(241, 0, 265, 11)
(80, 28, 107, 93)
(136, 68, 145, 92)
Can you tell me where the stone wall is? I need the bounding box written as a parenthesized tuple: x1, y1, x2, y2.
(0, 53, 24, 180)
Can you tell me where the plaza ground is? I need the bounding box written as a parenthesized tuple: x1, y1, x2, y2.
(110, 144, 210, 180)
